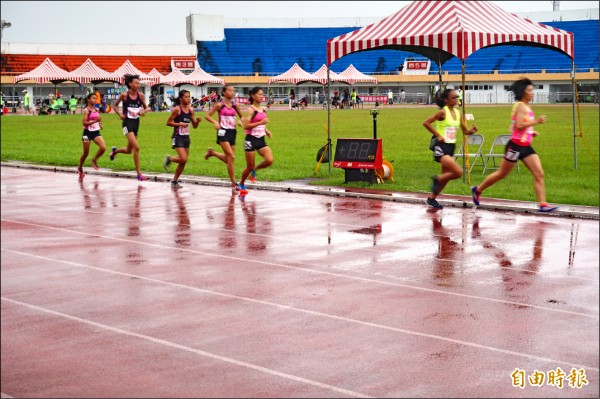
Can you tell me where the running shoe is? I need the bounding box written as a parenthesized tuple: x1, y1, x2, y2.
(90, 159, 99, 170)
(426, 197, 443, 209)
(249, 169, 257, 182)
(109, 146, 117, 161)
(238, 183, 249, 195)
(137, 174, 148, 181)
(539, 205, 559, 213)
(204, 148, 214, 160)
(171, 180, 182, 189)
(163, 154, 171, 172)
(77, 167, 84, 180)
(430, 175, 441, 194)
(471, 186, 480, 206)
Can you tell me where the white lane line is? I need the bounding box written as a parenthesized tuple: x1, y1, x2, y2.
(1, 297, 372, 399)
(2, 218, 598, 318)
(3, 248, 598, 373)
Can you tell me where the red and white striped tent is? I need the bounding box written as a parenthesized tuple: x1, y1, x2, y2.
(161, 68, 197, 87)
(324, 0, 580, 169)
(69, 58, 119, 85)
(13, 57, 75, 84)
(112, 60, 158, 86)
(312, 64, 345, 84)
(326, 0, 574, 66)
(337, 64, 378, 85)
(146, 68, 166, 85)
(186, 66, 225, 86)
(268, 63, 326, 85)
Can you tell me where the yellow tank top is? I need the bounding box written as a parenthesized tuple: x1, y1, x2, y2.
(435, 106, 460, 144)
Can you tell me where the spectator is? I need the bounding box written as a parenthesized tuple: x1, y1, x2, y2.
(342, 89, 349, 109)
(55, 95, 65, 114)
(387, 89, 394, 105)
(400, 89, 406, 103)
(289, 88, 295, 111)
(100, 93, 107, 113)
(94, 88, 101, 110)
(351, 89, 357, 109)
(314, 91, 319, 104)
(22, 89, 33, 115)
(297, 96, 309, 110)
(149, 94, 157, 112)
(68, 95, 78, 114)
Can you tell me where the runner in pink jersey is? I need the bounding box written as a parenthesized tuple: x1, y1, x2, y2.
(238, 87, 273, 195)
(204, 85, 244, 191)
(471, 78, 558, 213)
(77, 93, 107, 180)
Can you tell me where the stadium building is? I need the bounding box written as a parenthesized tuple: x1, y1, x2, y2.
(1, 5, 598, 110)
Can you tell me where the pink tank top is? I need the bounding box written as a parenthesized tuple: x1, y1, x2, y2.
(510, 102, 535, 146)
(218, 101, 238, 130)
(245, 107, 267, 138)
(84, 108, 101, 131)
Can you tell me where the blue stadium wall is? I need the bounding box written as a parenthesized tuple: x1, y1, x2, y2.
(197, 20, 598, 75)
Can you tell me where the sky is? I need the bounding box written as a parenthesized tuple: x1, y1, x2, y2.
(1, 1, 598, 45)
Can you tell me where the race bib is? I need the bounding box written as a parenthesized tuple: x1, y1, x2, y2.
(88, 122, 101, 131)
(127, 107, 141, 119)
(506, 149, 520, 162)
(445, 126, 457, 141)
(217, 129, 226, 137)
(179, 124, 189, 135)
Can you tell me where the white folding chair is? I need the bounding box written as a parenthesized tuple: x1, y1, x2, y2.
(482, 134, 520, 174)
(454, 134, 485, 173)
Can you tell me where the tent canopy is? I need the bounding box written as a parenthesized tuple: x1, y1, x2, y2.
(69, 58, 119, 85)
(268, 63, 325, 85)
(312, 64, 345, 84)
(13, 57, 75, 84)
(337, 64, 378, 85)
(161, 68, 195, 87)
(186, 65, 225, 86)
(113, 60, 158, 86)
(145, 68, 166, 86)
(326, 0, 574, 67)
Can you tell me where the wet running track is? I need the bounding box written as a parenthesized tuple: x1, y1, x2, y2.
(1, 165, 598, 398)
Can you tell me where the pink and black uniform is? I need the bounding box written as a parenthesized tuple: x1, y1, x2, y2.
(122, 91, 144, 136)
(82, 107, 102, 142)
(243, 107, 269, 152)
(171, 106, 192, 149)
(216, 100, 239, 145)
(505, 101, 537, 162)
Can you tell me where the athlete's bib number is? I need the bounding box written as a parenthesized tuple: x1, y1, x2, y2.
(445, 126, 456, 141)
(179, 124, 189, 135)
(127, 107, 141, 119)
(218, 129, 226, 137)
(506, 149, 520, 162)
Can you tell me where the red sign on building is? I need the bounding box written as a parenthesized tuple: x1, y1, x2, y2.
(173, 60, 196, 69)
(406, 61, 430, 70)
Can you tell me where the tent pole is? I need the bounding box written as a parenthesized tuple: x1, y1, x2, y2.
(571, 59, 578, 170)
(461, 60, 467, 183)
(327, 66, 331, 175)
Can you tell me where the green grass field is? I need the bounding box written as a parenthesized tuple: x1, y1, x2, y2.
(1, 104, 598, 206)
